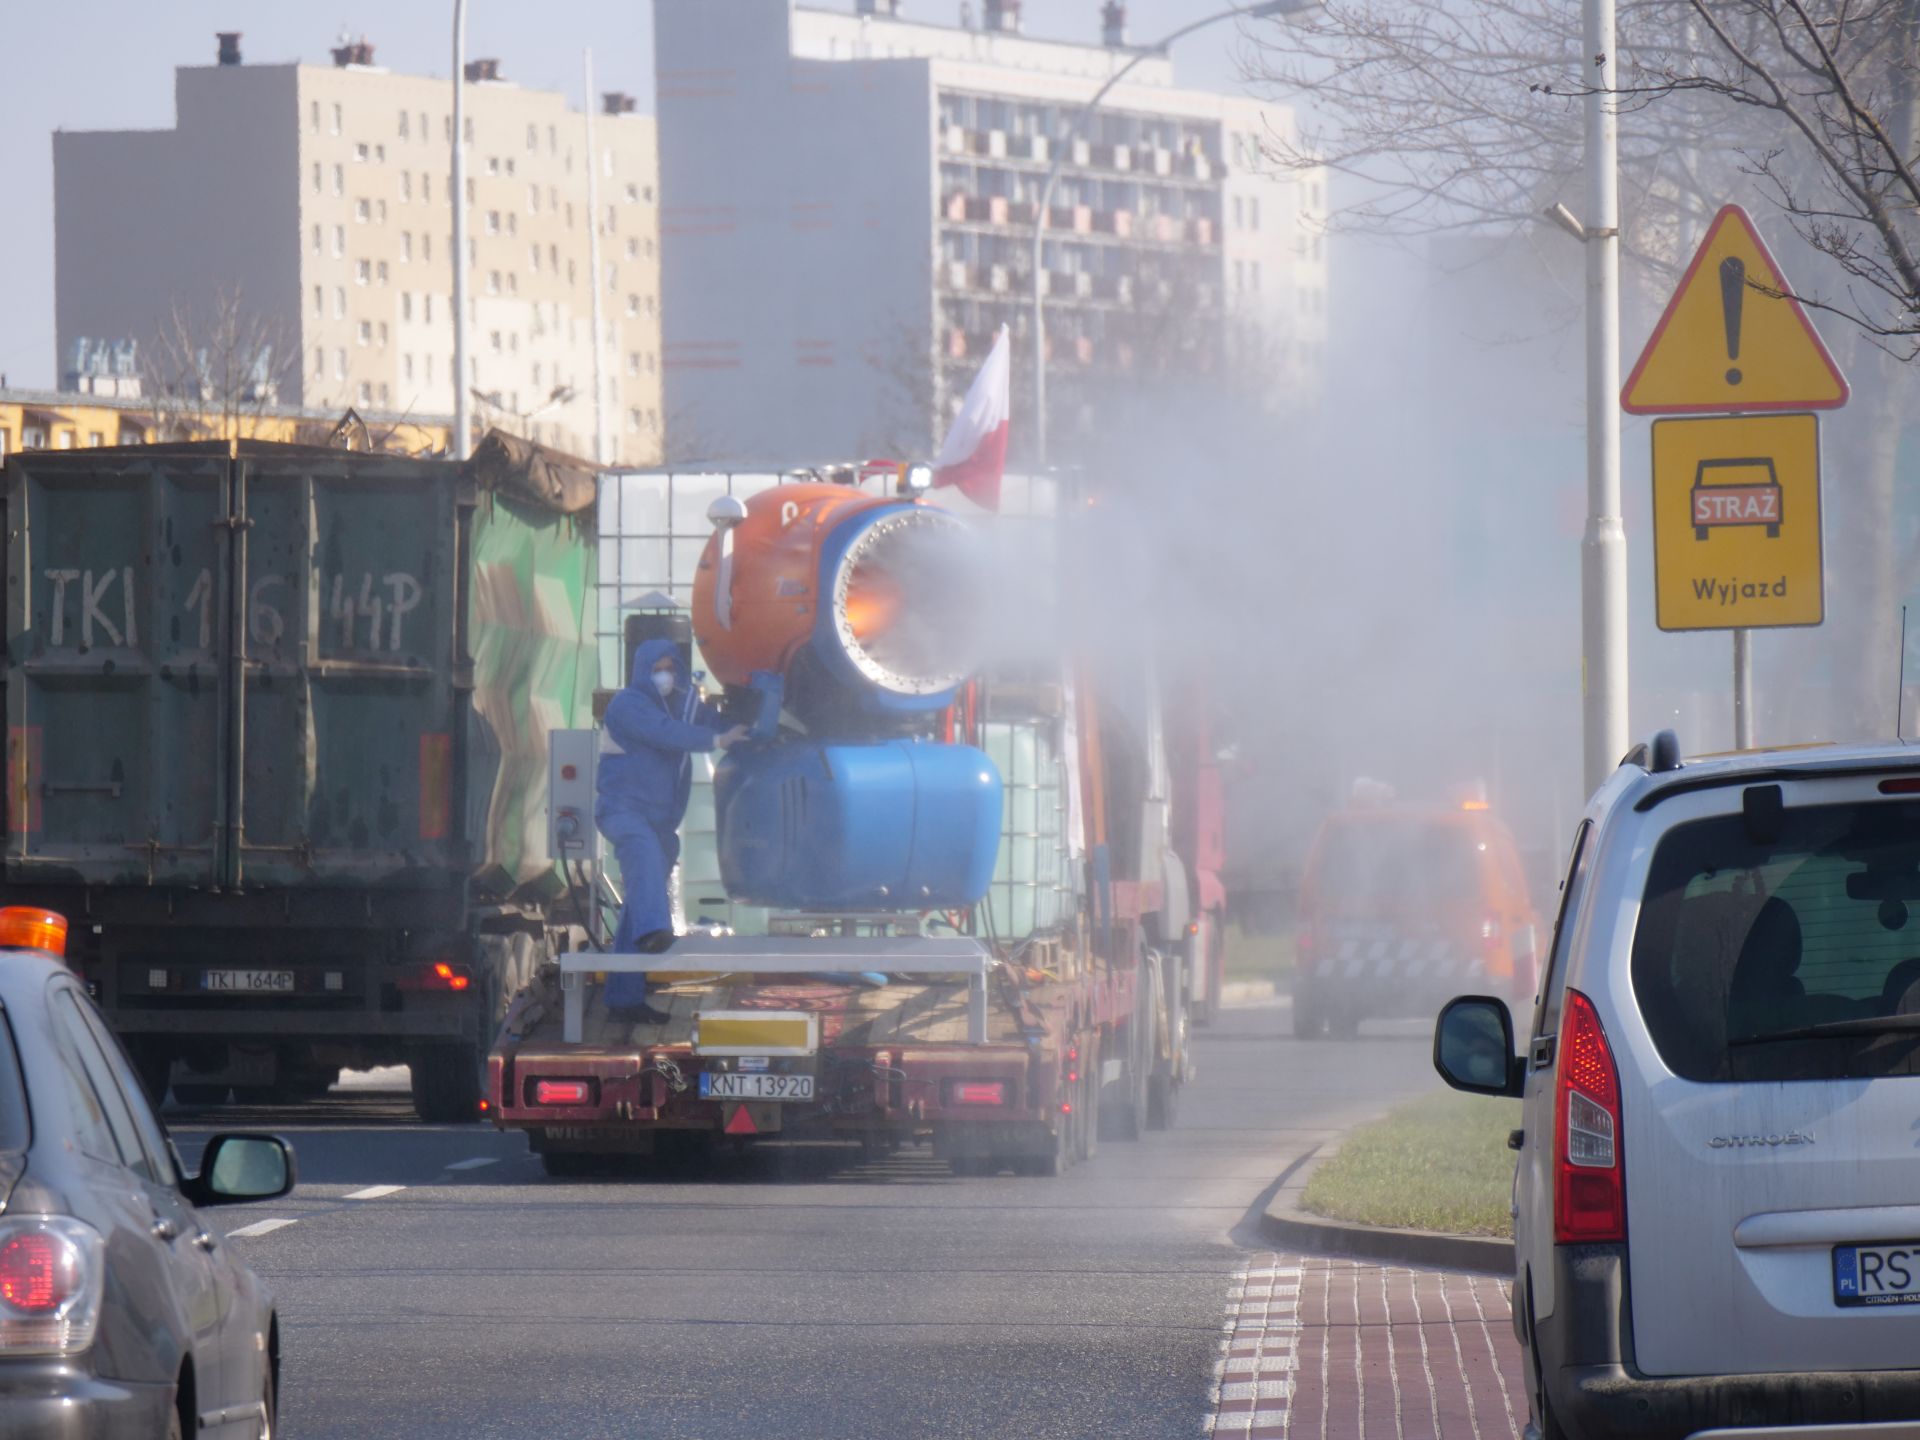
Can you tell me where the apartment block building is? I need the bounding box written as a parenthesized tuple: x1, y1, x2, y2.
(656, 0, 1327, 464)
(54, 34, 663, 463)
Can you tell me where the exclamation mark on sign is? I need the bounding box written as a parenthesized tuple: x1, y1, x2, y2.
(1720, 256, 1746, 386)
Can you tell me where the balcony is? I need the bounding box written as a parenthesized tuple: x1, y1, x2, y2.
(945, 260, 971, 291)
(1189, 217, 1216, 246)
(947, 327, 970, 358)
(987, 129, 1008, 159)
(944, 192, 969, 222)
(988, 264, 1010, 294)
(943, 124, 967, 155)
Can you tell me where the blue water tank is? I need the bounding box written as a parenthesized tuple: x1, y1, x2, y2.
(714, 740, 1002, 910)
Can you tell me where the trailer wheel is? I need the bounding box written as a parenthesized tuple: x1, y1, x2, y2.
(1100, 1025, 1147, 1142)
(409, 1042, 484, 1123)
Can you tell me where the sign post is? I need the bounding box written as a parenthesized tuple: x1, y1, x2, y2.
(1622, 204, 1848, 749)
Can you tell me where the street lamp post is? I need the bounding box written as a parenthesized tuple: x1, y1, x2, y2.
(1545, 0, 1626, 794)
(1030, 0, 1308, 468)
(452, 0, 472, 460)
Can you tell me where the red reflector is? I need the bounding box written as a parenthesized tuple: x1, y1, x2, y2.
(534, 1080, 591, 1106)
(561, 764, 578, 781)
(0, 1233, 72, 1314)
(1060, 1102, 1072, 1114)
(1881, 778, 1920, 794)
(950, 1081, 1006, 1106)
(724, 1104, 758, 1136)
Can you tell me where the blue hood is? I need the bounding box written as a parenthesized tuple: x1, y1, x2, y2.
(629, 638, 684, 704)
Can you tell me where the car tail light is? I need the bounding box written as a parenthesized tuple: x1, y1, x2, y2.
(534, 1079, 592, 1106)
(1554, 988, 1625, 1244)
(948, 1081, 1006, 1106)
(0, 1218, 104, 1355)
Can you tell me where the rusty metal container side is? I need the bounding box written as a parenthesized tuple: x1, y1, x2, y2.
(4, 439, 597, 900)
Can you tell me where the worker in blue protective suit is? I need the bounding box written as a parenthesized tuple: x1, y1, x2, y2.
(596, 637, 748, 1016)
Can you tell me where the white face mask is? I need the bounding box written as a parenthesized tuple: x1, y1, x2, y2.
(651, 669, 676, 697)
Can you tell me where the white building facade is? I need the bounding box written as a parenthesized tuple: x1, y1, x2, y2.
(54, 35, 663, 462)
(655, 0, 1327, 465)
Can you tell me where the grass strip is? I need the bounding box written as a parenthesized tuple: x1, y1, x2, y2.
(1300, 1090, 1522, 1237)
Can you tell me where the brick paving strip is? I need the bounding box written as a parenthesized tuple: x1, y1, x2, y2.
(1206, 1252, 1527, 1440)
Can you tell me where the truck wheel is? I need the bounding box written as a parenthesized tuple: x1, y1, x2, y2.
(540, 1150, 600, 1180)
(410, 1043, 483, 1123)
(1291, 984, 1325, 1039)
(1100, 1026, 1146, 1142)
(1147, 1071, 1179, 1131)
(1075, 1037, 1100, 1163)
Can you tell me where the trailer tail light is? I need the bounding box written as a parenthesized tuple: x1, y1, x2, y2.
(0, 1219, 104, 1356)
(533, 1079, 593, 1106)
(947, 1081, 1006, 1106)
(1554, 988, 1625, 1244)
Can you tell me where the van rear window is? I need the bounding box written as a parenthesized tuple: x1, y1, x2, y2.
(1633, 800, 1920, 1081)
(1316, 823, 1481, 905)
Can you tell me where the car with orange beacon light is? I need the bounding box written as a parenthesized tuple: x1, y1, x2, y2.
(1292, 784, 1541, 1037)
(0, 905, 295, 1440)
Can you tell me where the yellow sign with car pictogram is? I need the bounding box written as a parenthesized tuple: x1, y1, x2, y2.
(1651, 413, 1823, 631)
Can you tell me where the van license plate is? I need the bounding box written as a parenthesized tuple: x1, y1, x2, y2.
(1833, 1244, 1920, 1306)
(202, 970, 295, 993)
(699, 1072, 813, 1101)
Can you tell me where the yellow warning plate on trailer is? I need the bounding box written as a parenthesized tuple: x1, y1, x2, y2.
(693, 1011, 818, 1056)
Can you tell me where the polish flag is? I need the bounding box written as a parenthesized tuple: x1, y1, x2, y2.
(933, 324, 1010, 512)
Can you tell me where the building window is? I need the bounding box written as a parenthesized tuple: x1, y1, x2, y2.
(624, 183, 639, 204)
(464, 117, 474, 143)
(548, 124, 557, 154)
(401, 171, 412, 203)
(332, 164, 345, 196)
(1233, 196, 1244, 228)
(624, 237, 638, 261)
(402, 292, 414, 322)
(356, 259, 372, 286)
(565, 203, 575, 229)
(646, 296, 656, 317)
(377, 199, 388, 224)
(606, 205, 617, 233)
(487, 156, 500, 178)
(331, 103, 343, 136)
(422, 173, 432, 203)
(399, 110, 410, 140)
(486, 271, 500, 296)
(425, 353, 435, 382)
(625, 294, 639, 318)
(379, 322, 389, 348)
(627, 408, 640, 433)
(313, 346, 324, 376)
(422, 233, 433, 263)
(425, 294, 435, 323)
(1250, 262, 1261, 294)
(507, 213, 517, 237)
(356, 199, 371, 223)
(567, 260, 577, 285)
(647, 409, 658, 430)
(529, 245, 541, 273)
(312, 285, 322, 318)
(331, 227, 345, 257)
(528, 184, 540, 214)
(358, 321, 372, 347)
(532, 362, 543, 386)
(20, 427, 44, 449)
(508, 273, 518, 296)
(404, 352, 414, 381)
(402, 232, 413, 263)
(489, 331, 502, 353)
(334, 348, 346, 379)
(334, 286, 346, 318)
(376, 144, 386, 163)
(420, 112, 429, 143)
(1249, 197, 1262, 230)
(645, 238, 656, 259)
(54, 431, 73, 450)
(377, 261, 390, 285)
(311, 162, 322, 195)
(359, 382, 373, 404)
(646, 352, 655, 374)
(549, 243, 559, 271)
(485, 211, 500, 236)
(310, 100, 321, 134)
(311, 224, 321, 256)
(627, 352, 640, 377)
(88, 432, 105, 448)
(355, 143, 370, 163)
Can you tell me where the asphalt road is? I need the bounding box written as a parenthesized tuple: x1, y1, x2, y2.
(172, 1000, 1439, 1440)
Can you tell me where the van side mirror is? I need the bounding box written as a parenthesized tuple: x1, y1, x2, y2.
(1433, 995, 1524, 1098)
(183, 1134, 297, 1207)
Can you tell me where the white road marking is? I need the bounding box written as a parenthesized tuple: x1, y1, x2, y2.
(228, 1218, 298, 1238)
(343, 1184, 406, 1201)
(445, 1156, 498, 1171)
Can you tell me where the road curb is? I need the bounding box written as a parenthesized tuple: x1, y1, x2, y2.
(1259, 1142, 1515, 1276)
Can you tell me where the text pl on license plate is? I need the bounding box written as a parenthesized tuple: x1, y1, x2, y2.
(202, 970, 295, 993)
(699, 1072, 814, 1101)
(1834, 1243, 1920, 1306)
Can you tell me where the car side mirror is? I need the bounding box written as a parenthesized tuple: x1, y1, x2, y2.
(1433, 995, 1524, 1098)
(184, 1134, 297, 1207)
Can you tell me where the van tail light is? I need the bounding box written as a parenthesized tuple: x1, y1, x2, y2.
(0, 1218, 105, 1356)
(1554, 988, 1625, 1244)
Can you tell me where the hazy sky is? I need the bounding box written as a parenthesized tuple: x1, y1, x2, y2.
(0, 0, 1253, 388)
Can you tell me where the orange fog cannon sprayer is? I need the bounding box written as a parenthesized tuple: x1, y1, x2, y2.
(690, 470, 1004, 912)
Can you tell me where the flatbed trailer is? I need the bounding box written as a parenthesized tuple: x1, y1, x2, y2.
(490, 929, 1175, 1176)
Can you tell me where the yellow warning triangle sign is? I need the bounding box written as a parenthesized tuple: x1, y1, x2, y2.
(1621, 204, 1848, 414)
